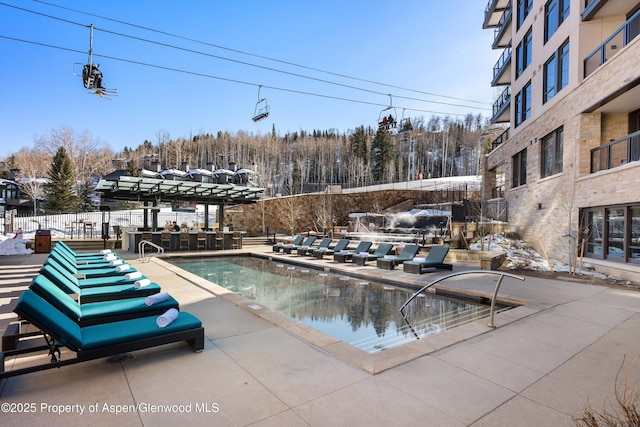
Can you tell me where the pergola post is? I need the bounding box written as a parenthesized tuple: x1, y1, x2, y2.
(218, 204, 224, 231)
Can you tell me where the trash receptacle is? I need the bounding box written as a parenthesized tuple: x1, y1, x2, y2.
(35, 229, 52, 253)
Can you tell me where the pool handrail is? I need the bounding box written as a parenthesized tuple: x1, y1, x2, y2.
(138, 239, 164, 262)
(399, 270, 525, 328)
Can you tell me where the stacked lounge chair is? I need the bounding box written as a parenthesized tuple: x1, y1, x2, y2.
(352, 243, 394, 266)
(376, 244, 420, 270)
(403, 245, 453, 274)
(333, 241, 373, 263)
(0, 242, 204, 379)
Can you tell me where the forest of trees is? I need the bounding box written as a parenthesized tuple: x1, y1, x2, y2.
(1, 114, 503, 212)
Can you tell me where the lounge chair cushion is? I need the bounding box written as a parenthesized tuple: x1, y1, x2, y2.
(40, 264, 161, 302)
(30, 274, 178, 323)
(16, 291, 201, 351)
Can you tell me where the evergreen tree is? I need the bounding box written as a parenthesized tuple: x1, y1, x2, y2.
(349, 126, 367, 163)
(44, 146, 78, 213)
(77, 179, 95, 212)
(370, 128, 393, 181)
(126, 159, 143, 177)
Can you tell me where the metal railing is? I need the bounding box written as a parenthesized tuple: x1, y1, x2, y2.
(584, 9, 640, 78)
(493, 2, 512, 48)
(492, 85, 511, 119)
(490, 127, 510, 151)
(590, 130, 640, 173)
(138, 239, 164, 262)
(400, 270, 525, 328)
(5, 209, 206, 236)
(492, 44, 512, 83)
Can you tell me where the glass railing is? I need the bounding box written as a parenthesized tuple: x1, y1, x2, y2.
(492, 85, 511, 118)
(590, 130, 640, 173)
(584, 9, 640, 77)
(492, 45, 512, 82)
(493, 3, 512, 47)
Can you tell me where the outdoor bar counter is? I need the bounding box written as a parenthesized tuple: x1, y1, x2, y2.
(125, 230, 243, 252)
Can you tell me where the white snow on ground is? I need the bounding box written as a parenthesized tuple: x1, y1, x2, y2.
(0, 234, 34, 256)
(470, 233, 609, 280)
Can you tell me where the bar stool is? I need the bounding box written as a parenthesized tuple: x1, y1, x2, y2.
(161, 231, 172, 251)
(180, 232, 190, 251)
(197, 231, 207, 250)
(215, 231, 224, 250)
(231, 231, 241, 249)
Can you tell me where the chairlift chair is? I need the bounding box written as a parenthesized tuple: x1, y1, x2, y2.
(398, 108, 413, 133)
(252, 85, 270, 122)
(378, 94, 397, 131)
(73, 24, 117, 99)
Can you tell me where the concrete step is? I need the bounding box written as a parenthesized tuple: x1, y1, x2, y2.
(52, 239, 122, 252)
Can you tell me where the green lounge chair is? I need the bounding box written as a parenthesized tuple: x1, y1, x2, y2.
(0, 290, 203, 379)
(49, 249, 119, 269)
(313, 239, 350, 259)
(53, 242, 120, 263)
(43, 258, 143, 288)
(352, 243, 394, 266)
(39, 264, 161, 303)
(403, 245, 453, 274)
(30, 274, 179, 326)
(273, 235, 303, 252)
(45, 252, 136, 278)
(333, 241, 373, 263)
(55, 241, 117, 259)
(376, 244, 421, 270)
(283, 236, 316, 254)
(298, 237, 331, 256)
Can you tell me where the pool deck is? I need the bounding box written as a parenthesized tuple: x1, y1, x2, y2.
(1, 247, 639, 426)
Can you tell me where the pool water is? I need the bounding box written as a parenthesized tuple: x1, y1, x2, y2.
(170, 257, 494, 353)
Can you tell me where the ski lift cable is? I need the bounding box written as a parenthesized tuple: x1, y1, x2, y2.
(0, 34, 479, 118)
(90, 23, 491, 111)
(24, 0, 490, 107)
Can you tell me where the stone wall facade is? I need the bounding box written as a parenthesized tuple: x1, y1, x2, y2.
(226, 188, 480, 237)
(485, 35, 640, 280)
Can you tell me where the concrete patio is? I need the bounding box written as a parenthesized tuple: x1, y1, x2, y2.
(1, 247, 639, 426)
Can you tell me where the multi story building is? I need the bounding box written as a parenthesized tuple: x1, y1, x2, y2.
(482, 0, 640, 281)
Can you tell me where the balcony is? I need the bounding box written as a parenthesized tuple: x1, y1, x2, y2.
(490, 127, 510, 151)
(491, 86, 511, 124)
(582, 0, 635, 22)
(492, 5, 513, 49)
(491, 45, 512, 86)
(584, 8, 640, 77)
(483, 0, 511, 29)
(590, 130, 640, 173)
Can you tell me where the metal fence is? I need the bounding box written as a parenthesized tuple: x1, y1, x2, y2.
(4, 209, 210, 238)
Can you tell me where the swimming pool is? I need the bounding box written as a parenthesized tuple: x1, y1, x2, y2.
(169, 257, 495, 353)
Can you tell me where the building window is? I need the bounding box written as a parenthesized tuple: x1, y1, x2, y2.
(581, 205, 640, 263)
(543, 39, 569, 103)
(518, 0, 533, 29)
(515, 81, 531, 127)
(541, 126, 563, 177)
(516, 28, 532, 77)
(512, 148, 527, 187)
(545, 0, 569, 43)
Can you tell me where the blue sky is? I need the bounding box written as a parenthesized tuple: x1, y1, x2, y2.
(0, 0, 497, 158)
